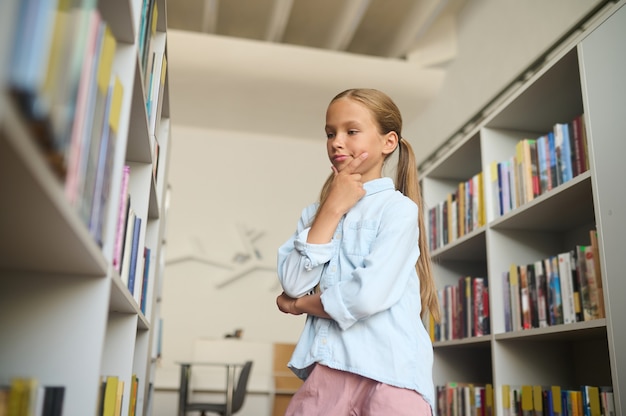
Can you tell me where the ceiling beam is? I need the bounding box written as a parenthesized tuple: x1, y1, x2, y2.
(201, 0, 219, 33)
(385, 0, 448, 58)
(265, 0, 294, 42)
(325, 0, 371, 51)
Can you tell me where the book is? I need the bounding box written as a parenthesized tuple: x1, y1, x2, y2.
(127, 215, 143, 296)
(547, 131, 559, 188)
(474, 277, 489, 336)
(139, 247, 152, 316)
(8, 0, 58, 117)
(498, 161, 507, 215)
(569, 249, 584, 322)
(521, 385, 533, 416)
(120, 207, 136, 285)
(0, 386, 8, 416)
(78, 23, 116, 228)
(503, 270, 512, 332)
(599, 386, 615, 416)
(7, 378, 38, 416)
(546, 256, 564, 326)
(101, 376, 118, 416)
(575, 245, 593, 321)
(537, 134, 550, 194)
(113, 165, 131, 272)
(461, 276, 471, 338)
(507, 155, 518, 211)
(532, 385, 543, 416)
(584, 244, 604, 320)
(554, 122, 573, 184)
(42, 386, 65, 416)
(484, 384, 494, 416)
(519, 264, 532, 329)
(487, 160, 500, 220)
(526, 263, 539, 328)
(557, 251, 577, 324)
(588, 230, 605, 318)
(571, 115, 586, 176)
(64, 9, 103, 204)
(516, 139, 535, 204)
(89, 75, 124, 246)
(501, 159, 509, 213)
(502, 384, 511, 416)
(550, 385, 563, 416)
(509, 264, 522, 331)
(533, 259, 549, 328)
(128, 375, 138, 416)
(582, 385, 601, 416)
(148, 50, 167, 137)
(114, 380, 124, 416)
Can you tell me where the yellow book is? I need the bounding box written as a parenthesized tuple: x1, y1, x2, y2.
(446, 192, 454, 243)
(485, 384, 493, 416)
(572, 390, 583, 416)
(521, 385, 533, 416)
(502, 384, 511, 416)
(477, 171, 485, 227)
(128, 375, 138, 416)
(489, 161, 500, 219)
(509, 265, 522, 331)
(114, 380, 124, 416)
(533, 385, 543, 416)
(585, 386, 601, 416)
(551, 386, 562, 414)
(7, 378, 38, 416)
(101, 376, 118, 416)
(109, 77, 124, 136)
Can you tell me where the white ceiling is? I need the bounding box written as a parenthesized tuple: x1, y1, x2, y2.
(166, 0, 463, 59)
(165, 0, 464, 141)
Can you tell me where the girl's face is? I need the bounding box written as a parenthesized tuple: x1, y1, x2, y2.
(325, 97, 398, 183)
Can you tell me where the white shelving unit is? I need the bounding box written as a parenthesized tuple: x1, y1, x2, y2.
(420, 2, 625, 414)
(0, 0, 171, 415)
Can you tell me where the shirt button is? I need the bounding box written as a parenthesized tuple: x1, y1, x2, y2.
(330, 266, 336, 272)
(321, 338, 327, 345)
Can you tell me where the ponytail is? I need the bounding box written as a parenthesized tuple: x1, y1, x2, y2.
(396, 138, 441, 323)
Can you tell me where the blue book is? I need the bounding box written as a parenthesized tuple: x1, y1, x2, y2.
(127, 216, 142, 295)
(140, 247, 151, 314)
(556, 123, 573, 183)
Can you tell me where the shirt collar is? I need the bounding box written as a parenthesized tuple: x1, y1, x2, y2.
(363, 177, 395, 196)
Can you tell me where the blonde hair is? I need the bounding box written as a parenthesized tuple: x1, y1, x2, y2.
(319, 88, 440, 322)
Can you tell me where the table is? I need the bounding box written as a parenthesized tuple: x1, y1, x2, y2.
(177, 361, 245, 416)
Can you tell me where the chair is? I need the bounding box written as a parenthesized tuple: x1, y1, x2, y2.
(182, 361, 253, 416)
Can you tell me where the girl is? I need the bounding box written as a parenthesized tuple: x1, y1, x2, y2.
(276, 88, 440, 415)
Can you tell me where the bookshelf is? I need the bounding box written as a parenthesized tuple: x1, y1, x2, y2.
(0, 0, 171, 415)
(420, 2, 625, 415)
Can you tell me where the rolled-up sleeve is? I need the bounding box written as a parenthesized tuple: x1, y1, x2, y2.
(277, 205, 335, 298)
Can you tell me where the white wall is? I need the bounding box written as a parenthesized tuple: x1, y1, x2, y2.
(153, 2, 609, 415)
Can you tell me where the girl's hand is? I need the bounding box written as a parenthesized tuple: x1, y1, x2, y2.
(307, 153, 369, 245)
(276, 292, 302, 315)
(324, 152, 368, 216)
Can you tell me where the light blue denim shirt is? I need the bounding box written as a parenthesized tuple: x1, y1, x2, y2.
(277, 177, 435, 411)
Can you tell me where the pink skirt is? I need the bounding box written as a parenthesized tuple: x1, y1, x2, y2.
(285, 364, 432, 416)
